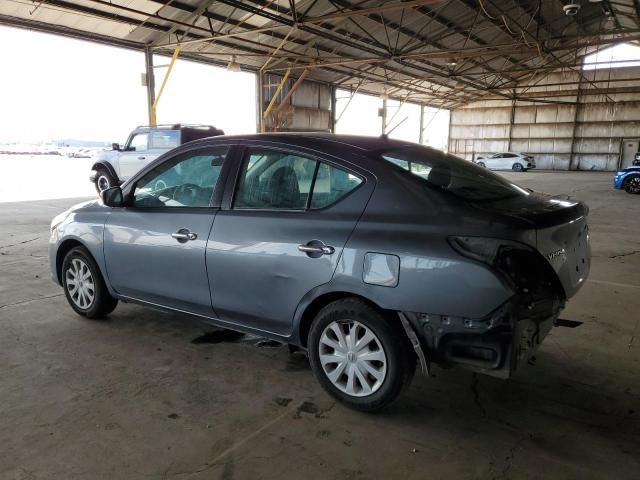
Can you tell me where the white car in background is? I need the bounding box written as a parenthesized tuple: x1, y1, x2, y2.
(474, 152, 535, 172)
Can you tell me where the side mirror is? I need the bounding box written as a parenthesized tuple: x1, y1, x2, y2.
(101, 186, 124, 207)
(112, 143, 120, 151)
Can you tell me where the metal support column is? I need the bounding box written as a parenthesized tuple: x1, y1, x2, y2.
(150, 45, 181, 127)
(507, 93, 516, 152)
(569, 74, 584, 171)
(144, 45, 156, 126)
(419, 104, 425, 144)
(330, 84, 337, 133)
(381, 97, 388, 135)
(257, 72, 264, 132)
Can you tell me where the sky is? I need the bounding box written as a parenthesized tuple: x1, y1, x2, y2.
(335, 91, 450, 150)
(583, 43, 640, 70)
(0, 26, 256, 144)
(0, 25, 449, 149)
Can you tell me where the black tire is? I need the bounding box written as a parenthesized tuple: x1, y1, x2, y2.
(94, 167, 115, 194)
(62, 246, 118, 319)
(624, 176, 640, 194)
(308, 298, 415, 412)
(512, 163, 524, 172)
(477, 161, 486, 168)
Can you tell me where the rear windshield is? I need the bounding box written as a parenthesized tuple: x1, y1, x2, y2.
(379, 146, 530, 201)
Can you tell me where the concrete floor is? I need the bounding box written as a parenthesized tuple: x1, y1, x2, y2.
(1, 171, 638, 479)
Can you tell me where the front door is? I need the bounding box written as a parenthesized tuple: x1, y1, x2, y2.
(207, 146, 373, 335)
(119, 131, 151, 180)
(104, 145, 229, 315)
(486, 153, 502, 169)
(621, 139, 639, 169)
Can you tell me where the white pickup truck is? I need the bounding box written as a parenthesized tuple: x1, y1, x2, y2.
(90, 124, 224, 192)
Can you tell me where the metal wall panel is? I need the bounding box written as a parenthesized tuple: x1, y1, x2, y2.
(449, 67, 640, 171)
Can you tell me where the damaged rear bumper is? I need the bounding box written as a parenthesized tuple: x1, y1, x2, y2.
(402, 293, 563, 379)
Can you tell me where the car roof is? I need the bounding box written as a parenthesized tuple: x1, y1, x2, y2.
(188, 132, 416, 154)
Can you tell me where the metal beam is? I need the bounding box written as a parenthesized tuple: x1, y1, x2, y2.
(301, 0, 447, 24)
(273, 68, 310, 117)
(144, 45, 156, 126)
(151, 46, 182, 126)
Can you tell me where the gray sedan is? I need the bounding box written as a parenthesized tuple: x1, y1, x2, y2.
(49, 134, 590, 411)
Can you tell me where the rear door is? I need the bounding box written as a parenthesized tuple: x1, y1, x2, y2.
(206, 145, 374, 335)
(501, 153, 517, 169)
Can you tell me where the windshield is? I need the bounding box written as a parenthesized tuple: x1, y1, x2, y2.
(379, 146, 530, 201)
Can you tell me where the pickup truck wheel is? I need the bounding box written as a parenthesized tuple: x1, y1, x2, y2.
(624, 176, 640, 194)
(62, 246, 118, 318)
(95, 167, 115, 193)
(308, 298, 414, 412)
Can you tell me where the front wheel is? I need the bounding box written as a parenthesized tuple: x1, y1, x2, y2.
(512, 163, 524, 172)
(62, 246, 118, 318)
(308, 298, 415, 412)
(624, 176, 640, 194)
(477, 161, 486, 168)
(94, 167, 115, 194)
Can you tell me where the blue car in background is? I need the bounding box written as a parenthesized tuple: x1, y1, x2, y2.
(614, 166, 640, 194)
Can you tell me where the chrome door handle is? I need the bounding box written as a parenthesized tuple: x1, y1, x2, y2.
(298, 243, 335, 255)
(172, 229, 198, 243)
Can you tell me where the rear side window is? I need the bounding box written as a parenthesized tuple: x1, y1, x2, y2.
(151, 130, 179, 149)
(234, 148, 362, 210)
(310, 163, 363, 209)
(381, 147, 529, 201)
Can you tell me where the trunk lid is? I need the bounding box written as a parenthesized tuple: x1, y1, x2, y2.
(479, 193, 591, 299)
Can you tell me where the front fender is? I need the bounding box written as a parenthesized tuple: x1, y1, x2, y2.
(90, 161, 120, 184)
(50, 204, 115, 297)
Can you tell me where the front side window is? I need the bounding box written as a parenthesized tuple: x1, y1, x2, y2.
(381, 147, 529, 201)
(128, 133, 149, 152)
(133, 147, 228, 208)
(150, 130, 180, 149)
(234, 148, 362, 210)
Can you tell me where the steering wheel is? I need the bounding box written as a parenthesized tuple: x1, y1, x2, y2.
(172, 183, 202, 205)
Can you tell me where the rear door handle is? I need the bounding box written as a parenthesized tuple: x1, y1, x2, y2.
(138, 156, 146, 160)
(172, 228, 198, 243)
(298, 242, 335, 256)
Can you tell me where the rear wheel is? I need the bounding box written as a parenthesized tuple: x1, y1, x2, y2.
(477, 161, 486, 168)
(62, 246, 118, 318)
(512, 163, 524, 172)
(308, 298, 414, 412)
(94, 167, 115, 194)
(624, 176, 640, 194)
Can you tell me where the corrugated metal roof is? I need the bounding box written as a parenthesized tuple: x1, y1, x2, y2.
(2, 0, 639, 107)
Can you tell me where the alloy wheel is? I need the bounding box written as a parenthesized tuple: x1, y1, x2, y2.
(625, 177, 640, 194)
(318, 320, 387, 397)
(97, 175, 110, 192)
(65, 258, 95, 309)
